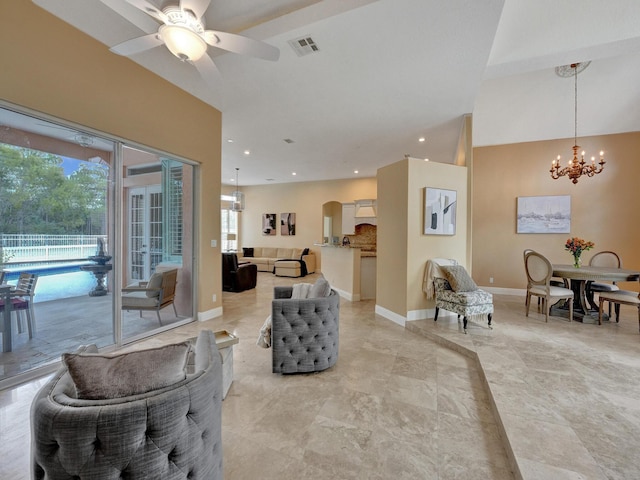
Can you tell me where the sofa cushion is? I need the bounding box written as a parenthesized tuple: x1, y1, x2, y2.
(309, 276, 332, 298)
(277, 248, 294, 259)
(145, 272, 164, 298)
(262, 247, 277, 258)
(440, 265, 478, 292)
(292, 248, 303, 258)
(62, 342, 191, 400)
(242, 247, 254, 257)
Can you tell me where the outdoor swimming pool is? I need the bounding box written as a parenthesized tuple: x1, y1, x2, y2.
(4, 261, 103, 303)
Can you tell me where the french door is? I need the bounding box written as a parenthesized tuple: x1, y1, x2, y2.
(128, 185, 162, 283)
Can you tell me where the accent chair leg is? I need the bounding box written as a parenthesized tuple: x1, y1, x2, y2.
(488, 313, 493, 329)
(463, 316, 468, 333)
(172, 303, 178, 317)
(156, 310, 162, 325)
(434, 307, 439, 321)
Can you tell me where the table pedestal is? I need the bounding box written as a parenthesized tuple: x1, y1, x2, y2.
(551, 279, 608, 324)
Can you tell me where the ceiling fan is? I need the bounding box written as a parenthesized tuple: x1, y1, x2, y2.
(107, 0, 280, 85)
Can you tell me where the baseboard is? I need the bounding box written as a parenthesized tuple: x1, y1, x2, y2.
(479, 286, 525, 296)
(374, 305, 406, 326)
(333, 287, 360, 302)
(198, 306, 223, 322)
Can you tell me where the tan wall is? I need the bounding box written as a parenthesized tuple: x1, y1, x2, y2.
(473, 132, 640, 291)
(237, 178, 377, 269)
(377, 158, 468, 319)
(1, 2, 223, 314)
(407, 160, 469, 313)
(377, 160, 409, 317)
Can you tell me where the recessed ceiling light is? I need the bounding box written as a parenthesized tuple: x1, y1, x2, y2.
(424, 158, 429, 162)
(292, 172, 297, 176)
(230, 177, 235, 182)
(227, 139, 234, 143)
(244, 150, 250, 155)
(354, 170, 359, 174)
(418, 137, 425, 142)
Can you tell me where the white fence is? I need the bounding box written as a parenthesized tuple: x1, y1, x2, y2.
(0, 235, 106, 264)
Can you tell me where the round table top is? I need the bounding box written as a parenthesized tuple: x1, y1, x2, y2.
(552, 264, 640, 282)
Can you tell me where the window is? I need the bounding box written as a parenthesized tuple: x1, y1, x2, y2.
(221, 195, 238, 252)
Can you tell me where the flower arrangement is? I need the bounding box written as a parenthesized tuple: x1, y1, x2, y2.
(564, 237, 594, 268)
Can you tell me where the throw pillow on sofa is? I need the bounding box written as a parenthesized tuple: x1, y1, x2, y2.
(62, 342, 191, 400)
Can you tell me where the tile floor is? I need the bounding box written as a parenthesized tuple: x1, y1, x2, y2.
(2, 272, 639, 479)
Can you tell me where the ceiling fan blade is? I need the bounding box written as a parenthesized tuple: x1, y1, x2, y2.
(110, 33, 164, 56)
(125, 0, 168, 23)
(180, 0, 211, 20)
(204, 31, 280, 62)
(193, 54, 222, 88)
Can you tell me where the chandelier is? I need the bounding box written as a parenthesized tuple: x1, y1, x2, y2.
(230, 168, 245, 212)
(550, 62, 605, 184)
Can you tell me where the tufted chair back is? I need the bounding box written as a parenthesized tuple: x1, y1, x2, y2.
(31, 330, 223, 480)
(271, 286, 340, 373)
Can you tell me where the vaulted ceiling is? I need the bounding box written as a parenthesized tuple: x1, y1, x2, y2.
(33, 0, 640, 185)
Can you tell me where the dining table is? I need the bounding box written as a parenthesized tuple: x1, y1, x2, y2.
(551, 264, 640, 323)
(1, 284, 13, 352)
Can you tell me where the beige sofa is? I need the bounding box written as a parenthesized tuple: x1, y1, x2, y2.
(238, 247, 316, 276)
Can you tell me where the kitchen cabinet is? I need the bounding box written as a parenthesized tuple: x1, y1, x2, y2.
(342, 203, 355, 235)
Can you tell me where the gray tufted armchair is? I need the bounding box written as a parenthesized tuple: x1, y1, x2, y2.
(30, 330, 223, 480)
(271, 286, 340, 374)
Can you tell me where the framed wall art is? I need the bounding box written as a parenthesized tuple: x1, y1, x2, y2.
(424, 187, 457, 235)
(262, 213, 276, 236)
(517, 195, 570, 233)
(280, 213, 296, 235)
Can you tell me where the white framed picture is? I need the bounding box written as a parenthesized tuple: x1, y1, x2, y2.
(517, 195, 571, 234)
(424, 187, 457, 235)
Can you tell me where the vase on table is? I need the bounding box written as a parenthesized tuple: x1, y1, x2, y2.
(573, 254, 582, 268)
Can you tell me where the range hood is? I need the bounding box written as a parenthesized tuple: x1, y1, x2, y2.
(354, 199, 376, 218)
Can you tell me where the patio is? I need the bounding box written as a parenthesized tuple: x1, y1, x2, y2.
(0, 293, 187, 382)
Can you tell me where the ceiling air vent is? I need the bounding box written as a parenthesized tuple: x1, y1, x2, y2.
(288, 36, 319, 57)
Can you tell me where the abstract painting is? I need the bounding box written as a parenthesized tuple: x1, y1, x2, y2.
(262, 213, 276, 236)
(424, 187, 457, 235)
(280, 213, 296, 235)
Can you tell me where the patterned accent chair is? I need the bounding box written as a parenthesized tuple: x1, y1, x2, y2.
(432, 263, 493, 333)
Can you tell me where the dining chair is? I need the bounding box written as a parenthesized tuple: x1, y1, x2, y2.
(523, 249, 568, 307)
(11, 273, 38, 337)
(597, 290, 640, 332)
(589, 251, 621, 317)
(524, 250, 574, 322)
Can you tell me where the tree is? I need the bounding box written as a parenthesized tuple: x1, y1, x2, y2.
(0, 144, 108, 235)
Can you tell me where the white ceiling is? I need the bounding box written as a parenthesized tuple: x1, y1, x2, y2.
(31, 0, 640, 185)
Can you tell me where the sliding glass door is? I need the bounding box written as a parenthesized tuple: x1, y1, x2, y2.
(0, 105, 197, 386)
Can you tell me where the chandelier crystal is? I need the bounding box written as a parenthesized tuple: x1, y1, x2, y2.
(230, 168, 245, 212)
(550, 62, 605, 184)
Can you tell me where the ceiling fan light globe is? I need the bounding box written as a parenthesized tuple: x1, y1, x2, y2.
(159, 24, 207, 61)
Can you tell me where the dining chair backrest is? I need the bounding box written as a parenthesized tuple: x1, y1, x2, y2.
(589, 251, 621, 268)
(524, 250, 552, 287)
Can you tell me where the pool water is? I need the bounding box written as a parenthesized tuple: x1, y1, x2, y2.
(4, 262, 106, 303)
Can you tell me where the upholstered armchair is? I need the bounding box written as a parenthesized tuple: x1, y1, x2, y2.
(271, 283, 340, 373)
(222, 252, 257, 292)
(31, 330, 223, 480)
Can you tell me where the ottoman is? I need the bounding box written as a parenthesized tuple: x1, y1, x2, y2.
(274, 260, 302, 277)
